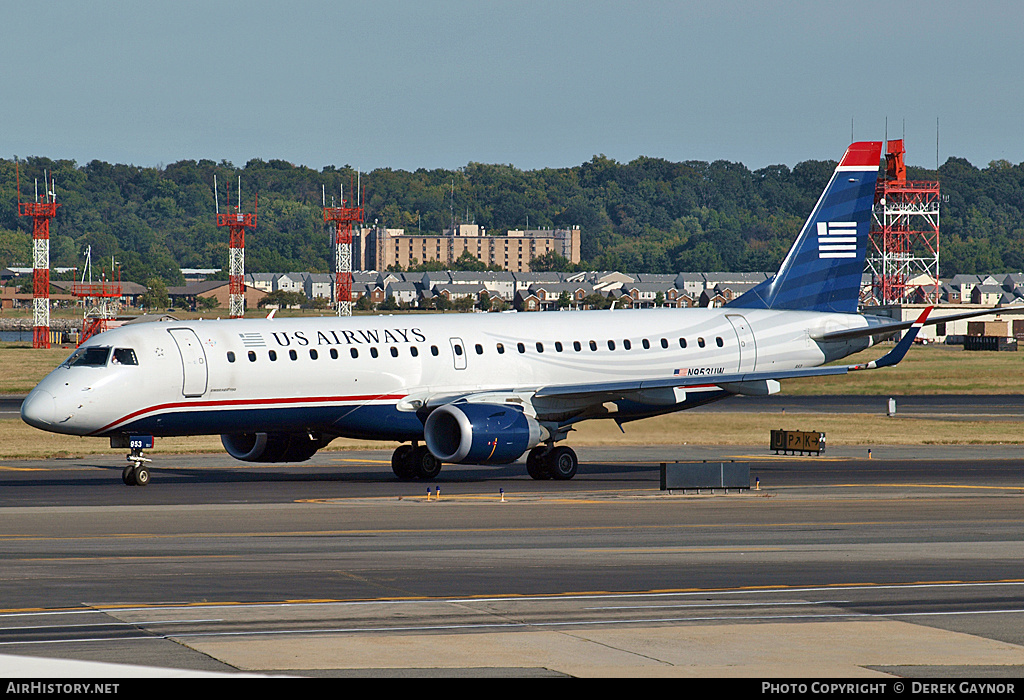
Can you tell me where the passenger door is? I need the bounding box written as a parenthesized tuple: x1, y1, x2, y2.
(168, 328, 209, 397)
(725, 314, 756, 373)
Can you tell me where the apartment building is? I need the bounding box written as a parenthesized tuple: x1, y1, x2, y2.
(355, 224, 581, 273)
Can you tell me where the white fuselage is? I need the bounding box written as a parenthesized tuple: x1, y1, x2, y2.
(22, 307, 870, 442)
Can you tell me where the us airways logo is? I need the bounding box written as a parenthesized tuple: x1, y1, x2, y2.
(268, 327, 427, 347)
(816, 221, 858, 259)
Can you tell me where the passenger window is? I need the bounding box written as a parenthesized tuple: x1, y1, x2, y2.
(517, 342, 525, 353)
(112, 348, 138, 365)
(679, 338, 687, 348)
(660, 338, 669, 349)
(536, 342, 544, 353)
(589, 340, 597, 351)
(370, 347, 379, 358)
(642, 339, 650, 349)
(716, 337, 724, 347)
(310, 349, 319, 360)
(607, 340, 615, 351)
(390, 346, 399, 357)
(475, 344, 483, 355)
(431, 345, 439, 356)
(555, 342, 563, 352)
(248, 351, 257, 362)
(698, 337, 706, 348)
(330, 348, 338, 359)
(269, 350, 278, 361)
(350, 348, 359, 358)
(573, 341, 581, 351)
(496, 343, 505, 354)
(227, 351, 236, 363)
(623, 340, 631, 350)
(289, 349, 298, 360)
(411, 346, 419, 357)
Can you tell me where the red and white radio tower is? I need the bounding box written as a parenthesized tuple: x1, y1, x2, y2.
(215, 176, 257, 318)
(323, 174, 364, 316)
(867, 140, 941, 305)
(16, 161, 60, 348)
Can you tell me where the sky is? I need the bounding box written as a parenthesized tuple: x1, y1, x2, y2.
(3, 0, 1022, 173)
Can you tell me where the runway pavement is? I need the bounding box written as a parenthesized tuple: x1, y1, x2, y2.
(1, 442, 1024, 678)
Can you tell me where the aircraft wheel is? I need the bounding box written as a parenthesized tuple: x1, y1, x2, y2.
(526, 447, 551, 480)
(122, 465, 135, 485)
(133, 466, 151, 486)
(548, 446, 578, 480)
(391, 445, 416, 480)
(412, 445, 442, 480)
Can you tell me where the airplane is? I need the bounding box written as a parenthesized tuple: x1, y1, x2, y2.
(20, 141, 977, 486)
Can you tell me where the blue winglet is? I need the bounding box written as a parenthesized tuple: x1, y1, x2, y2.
(850, 306, 932, 371)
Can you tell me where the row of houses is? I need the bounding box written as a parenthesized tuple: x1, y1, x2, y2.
(245, 270, 1024, 310)
(240, 270, 773, 310)
(942, 274, 1024, 306)
(6, 267, 1024, 313)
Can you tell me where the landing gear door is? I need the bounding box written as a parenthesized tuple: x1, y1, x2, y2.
(168, 328, 209, 397)
(725, 314, 756, 373)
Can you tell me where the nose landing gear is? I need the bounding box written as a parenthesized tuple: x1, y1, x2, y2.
(122, 448, 152, 486)
(114, 435, 155, 486)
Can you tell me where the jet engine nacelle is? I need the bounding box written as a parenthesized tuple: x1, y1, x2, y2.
(424, 403, 546, 465)
(221, 432, 324, 463)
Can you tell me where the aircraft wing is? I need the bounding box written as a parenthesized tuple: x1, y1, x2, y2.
(530, 307, 932, 404)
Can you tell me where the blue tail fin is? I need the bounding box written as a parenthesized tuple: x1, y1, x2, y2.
(727, 141, 882, 313)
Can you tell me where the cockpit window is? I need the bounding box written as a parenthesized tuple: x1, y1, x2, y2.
(65, 346, 111, 367)
(112, 348, 139, 366)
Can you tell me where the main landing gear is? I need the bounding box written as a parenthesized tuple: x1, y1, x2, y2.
(389, 442, 580, 481)
(526, 445, 578, 480)
(122, 447, 152, 486)
(391, 443, 443, 480)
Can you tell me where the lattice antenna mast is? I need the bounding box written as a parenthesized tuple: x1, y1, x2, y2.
(323, 171, 364, 316)
(866, 140, 940, 305)
(215, 174, 257, 318)
(16, 160, 60, 348)
(71, 245, 124, 345)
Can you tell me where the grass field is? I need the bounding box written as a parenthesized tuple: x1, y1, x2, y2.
(1, 410, 1021, 460)
(1, 339, 1021, 460)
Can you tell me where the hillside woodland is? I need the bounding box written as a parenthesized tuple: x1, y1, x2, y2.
(1, 153, 1021, 285)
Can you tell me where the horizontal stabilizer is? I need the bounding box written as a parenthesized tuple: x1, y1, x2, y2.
(813, 306, 1000, 343)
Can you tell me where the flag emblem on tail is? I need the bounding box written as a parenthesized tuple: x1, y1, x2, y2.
(817, 221, 858, 259)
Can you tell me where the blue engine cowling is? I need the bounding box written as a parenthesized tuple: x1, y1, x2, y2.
(221, 432, 327, 463)
(424, 403, 544, 465)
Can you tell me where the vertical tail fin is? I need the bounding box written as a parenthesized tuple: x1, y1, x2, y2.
(727, 141, 883, 313)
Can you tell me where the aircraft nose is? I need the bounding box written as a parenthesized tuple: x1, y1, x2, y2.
(21, 389, 56, 429)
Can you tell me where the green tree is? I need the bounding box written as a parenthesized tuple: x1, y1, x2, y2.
(258, 290, 306, 308)
(197, 295, 220, 312)
(140, 277, 170, 310)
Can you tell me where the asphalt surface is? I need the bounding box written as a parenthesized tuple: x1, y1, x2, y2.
(1, 441, 1024, 678)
